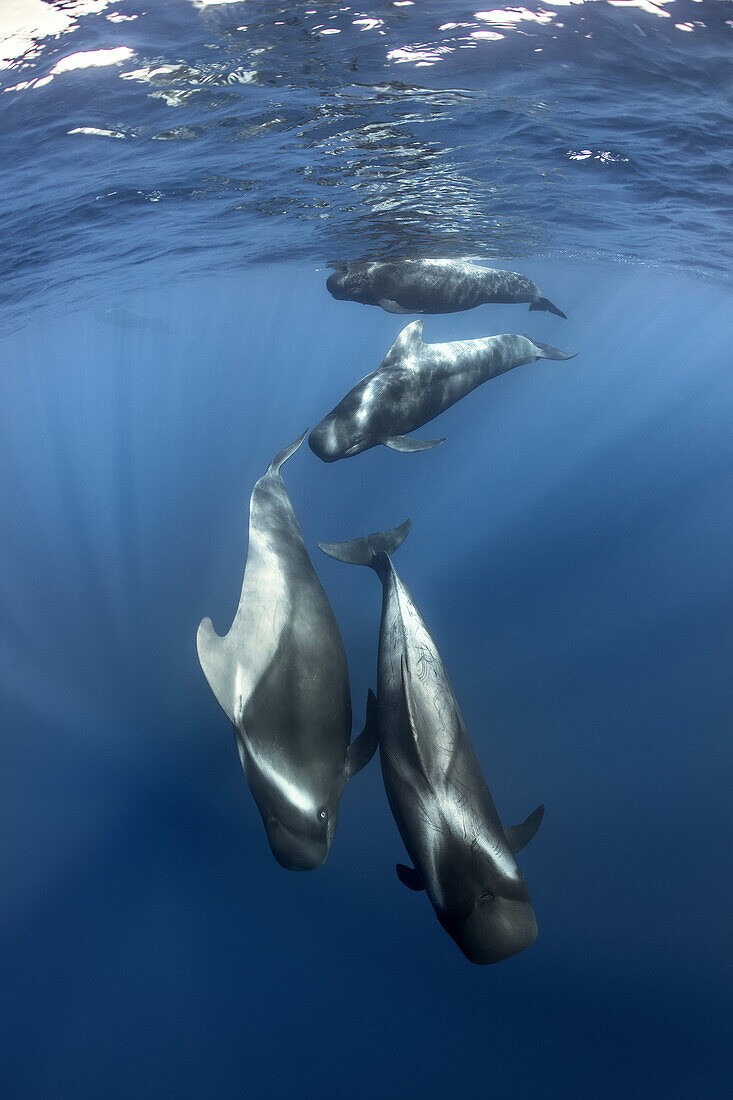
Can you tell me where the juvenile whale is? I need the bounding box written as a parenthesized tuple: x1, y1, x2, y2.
(326, 259, 566, 318)
(319, 521, 544, 965)
(196, 432, 377, 871)
(309, 320, 576, 461)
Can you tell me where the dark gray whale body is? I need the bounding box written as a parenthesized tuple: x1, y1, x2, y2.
(320, 522, 544, 965)
(327, 259, 566, 318)
(196, 432, 377, 871)
(309, 320, 576, 461)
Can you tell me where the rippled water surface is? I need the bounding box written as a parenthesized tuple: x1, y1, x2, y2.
(2, 4, 732, 1100)
(2, 0, 732, 319)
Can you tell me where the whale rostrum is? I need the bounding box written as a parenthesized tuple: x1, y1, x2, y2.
(196, 431, 378, 871)
(319, 521, 544, 965)
(326, 258, 567, 318)
(309, 320, 576, 462)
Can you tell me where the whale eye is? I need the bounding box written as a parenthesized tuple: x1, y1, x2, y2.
(318, 809, 328, 822)
(478, 892, 496, 905)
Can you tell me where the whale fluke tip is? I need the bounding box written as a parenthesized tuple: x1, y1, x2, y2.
(530, 297, 567, 320)
(525, 337, 577, 362)
(319, 519, 411, 567)
(368, 519, 411, 555)
(267, 429, 309, 476)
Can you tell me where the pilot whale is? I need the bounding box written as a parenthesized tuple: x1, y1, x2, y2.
(326, 259, 566, 318)
(309, 320, 576, 461)
(319, 521, 544, 965)
(196, 431, 377, 871)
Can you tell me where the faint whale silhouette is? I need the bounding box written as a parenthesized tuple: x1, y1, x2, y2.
(96, 306, 170, 334)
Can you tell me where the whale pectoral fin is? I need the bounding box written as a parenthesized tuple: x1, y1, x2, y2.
(345, 689, 379, 779)
(197, 617, 237, 723)
(396, 863, 425, 891)
(383, 434, 446, 453)
(379, 298, 413, 314)
(504, 804, 545, 854)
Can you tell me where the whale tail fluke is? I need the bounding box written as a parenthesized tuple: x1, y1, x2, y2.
(267, 429, 309, 476)
(529, 296, 567, 319)
(525, 337, 577, 362)
(319, 519, 411, 567)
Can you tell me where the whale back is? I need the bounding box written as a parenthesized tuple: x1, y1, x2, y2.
(384, 574, 476, 796)
(196, 430, 348, 735)
(197, 465, 301, 724)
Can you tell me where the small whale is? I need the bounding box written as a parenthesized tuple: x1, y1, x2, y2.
(197, 432, 378, 871)
(326, 259, 566, 318)
(309, 320, 576, 462)
(319, 521, 544, 965)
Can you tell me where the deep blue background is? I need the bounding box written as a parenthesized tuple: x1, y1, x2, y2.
(1, 260, 731, 1097)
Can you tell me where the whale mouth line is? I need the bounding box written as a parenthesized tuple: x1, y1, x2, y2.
(267, 814, 330, 871)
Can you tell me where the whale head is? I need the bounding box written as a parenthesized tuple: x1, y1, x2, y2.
(260, 783, 343, 871)
(309, 415, 370, 462)
(432, 832, 539, 965)
(326, 269, 351, 300)
(326, 265, 374, 304)
(264, 805, 336, 872)
(237, 735, 343, 871)
(309, 388, 378, 461)
(439, 890, 538, 965)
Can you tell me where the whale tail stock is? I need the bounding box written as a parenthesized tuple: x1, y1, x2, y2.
(267, 428, 309, 476)
(529, 296, 567, 320)
(525, 336, 577, 362)
(318, 519, 411, 567)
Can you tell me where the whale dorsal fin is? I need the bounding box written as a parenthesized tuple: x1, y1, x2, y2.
(396, 863, 425, 891)
(197, 617, 239, 722)
(387, 319, 424, 360)
(504, 804, 545, 854)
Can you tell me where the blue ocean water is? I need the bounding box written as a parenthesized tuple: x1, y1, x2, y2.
(1, 3, 732, 1099)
